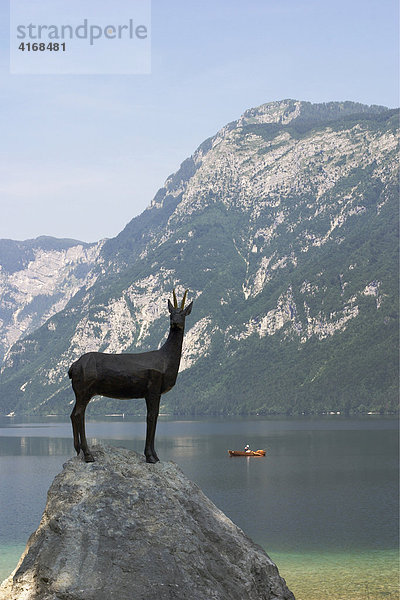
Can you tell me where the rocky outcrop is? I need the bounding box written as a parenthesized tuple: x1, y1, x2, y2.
(0, 445, 294, 600)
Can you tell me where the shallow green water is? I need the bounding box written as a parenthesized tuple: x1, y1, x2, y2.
(2, 546, 398, 599)
(272, 549, 399, 600)
(0, 415, 398, 598)
(0, 544, 25, 583)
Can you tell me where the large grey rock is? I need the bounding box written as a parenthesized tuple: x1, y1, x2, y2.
(0, 445, 294, 600)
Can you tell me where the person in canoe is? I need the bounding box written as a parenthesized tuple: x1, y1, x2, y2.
(229, 448, 266, 456)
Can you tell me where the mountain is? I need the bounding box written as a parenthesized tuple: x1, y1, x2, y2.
(0, 236, 103, 364)
(0, 100, 398, 416)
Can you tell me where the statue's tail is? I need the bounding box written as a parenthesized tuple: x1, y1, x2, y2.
(68, 362, 76, 379)
(68, 355, 97, 382)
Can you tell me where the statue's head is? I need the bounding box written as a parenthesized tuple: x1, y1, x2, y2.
(168, 289, 193, 330)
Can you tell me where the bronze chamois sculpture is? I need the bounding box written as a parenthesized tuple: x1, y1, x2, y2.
(68, 290, 193, 463)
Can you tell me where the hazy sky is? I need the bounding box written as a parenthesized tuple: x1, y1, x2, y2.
(1, 0, 398, 242)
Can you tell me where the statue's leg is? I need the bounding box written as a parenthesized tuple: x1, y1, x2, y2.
(76, 397, 94, 462)
(150, 435, 160, 463)
(145, 392, 161, 463)
(70, 399, 81, 455)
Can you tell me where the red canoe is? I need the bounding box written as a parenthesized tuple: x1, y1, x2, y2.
(228, 449, 266, 457)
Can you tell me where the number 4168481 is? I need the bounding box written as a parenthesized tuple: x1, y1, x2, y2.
(18, 42, 66, 51)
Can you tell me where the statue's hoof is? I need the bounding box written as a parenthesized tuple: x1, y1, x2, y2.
(84, 453, 95, 463)
(146, 455, 159, 464)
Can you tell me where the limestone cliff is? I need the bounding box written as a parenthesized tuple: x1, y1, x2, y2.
(1, 100, 398, 415)
(0, 445, 294, 600)
(0, 236, 104, 365)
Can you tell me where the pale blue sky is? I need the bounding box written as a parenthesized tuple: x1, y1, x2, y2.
(1, 0, 398, 242)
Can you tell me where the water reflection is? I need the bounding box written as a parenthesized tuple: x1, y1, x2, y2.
(0, 416, 398, 555)
(0, 436, 72, 456)
(0, 416, 398, 599)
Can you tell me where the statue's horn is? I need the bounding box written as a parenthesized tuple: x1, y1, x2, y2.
(172, 289, 178, 308)
(181, 290, 188, 309)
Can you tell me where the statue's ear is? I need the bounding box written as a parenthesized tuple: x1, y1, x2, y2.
(168, 299, 174, 313)
(183, 301, 193, 316)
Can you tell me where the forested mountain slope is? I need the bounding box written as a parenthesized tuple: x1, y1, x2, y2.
(0, 100, 398, 415)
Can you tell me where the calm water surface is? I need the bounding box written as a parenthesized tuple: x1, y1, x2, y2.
(0, 415, 398, 599)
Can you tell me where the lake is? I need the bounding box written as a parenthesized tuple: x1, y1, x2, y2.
(0, 415, 398, 599)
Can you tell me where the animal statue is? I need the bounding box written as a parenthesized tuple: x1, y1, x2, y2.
(68, 290, 193, 463)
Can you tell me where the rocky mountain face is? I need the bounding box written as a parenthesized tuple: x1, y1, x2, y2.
(0, 236, 103, 364)
(0, 445, 294, 600)
(0, 100, 398, 416)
